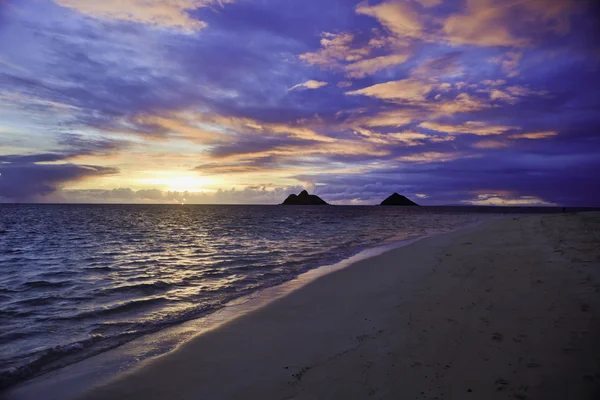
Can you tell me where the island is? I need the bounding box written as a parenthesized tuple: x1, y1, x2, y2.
(281, 190, 329, 205)
(380, 193, 419, 206)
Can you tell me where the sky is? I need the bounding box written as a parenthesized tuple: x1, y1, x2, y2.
(0, 0, 599, 206)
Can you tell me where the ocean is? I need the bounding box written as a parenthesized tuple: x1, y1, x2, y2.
(0, 204, 573, 389)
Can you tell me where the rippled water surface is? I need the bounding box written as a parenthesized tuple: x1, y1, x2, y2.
(0, 204, 516, 387)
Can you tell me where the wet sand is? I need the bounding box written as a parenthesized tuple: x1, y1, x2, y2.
(79, 212, 600, 399)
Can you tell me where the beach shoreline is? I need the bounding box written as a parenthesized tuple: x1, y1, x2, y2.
(2, 219, 488, 400)
(6, 212, 600, 399)
(0, 205, 492, 392)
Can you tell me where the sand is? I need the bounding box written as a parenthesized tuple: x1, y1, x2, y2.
(73, 213, 600, 399)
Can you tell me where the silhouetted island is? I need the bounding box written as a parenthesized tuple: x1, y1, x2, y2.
(380, 193, 419, 206)
(282, 190, 328, 205)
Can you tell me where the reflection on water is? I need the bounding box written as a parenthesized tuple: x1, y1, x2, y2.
(0, 204, 518, 387)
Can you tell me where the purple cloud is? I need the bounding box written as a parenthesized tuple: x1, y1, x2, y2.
(0, 163, 118, 201)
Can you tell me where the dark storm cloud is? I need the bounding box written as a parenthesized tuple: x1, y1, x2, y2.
(0, 133, 126, 200)
(0, 153, 67, 164)
(0, 163, 118, 200)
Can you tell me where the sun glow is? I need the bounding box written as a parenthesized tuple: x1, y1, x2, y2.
(141, 172, 218, 192)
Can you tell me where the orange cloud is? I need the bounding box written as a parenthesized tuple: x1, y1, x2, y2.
(356, 1, 423, 39)
(420, 121, 515, 135)
(299, 32, 370, 67)
(508, 131, 558, 139)
(346, 79, 433, 102)
(479, 84, 549, 103)
(299, 31, 410, 78)
(481, 79, 507, 86)
(345, 53, 410, 78)
(431, 93, 492, 116)
(465, 194, 556, 206)
(54, 0, 232, 32)
(472, 140, 509, 149)
(288, 80, 328, 91)
(489, 89, 519, 104)
(443, 0, 527, 47)
(135, 114, 229, 143)
(354, 128, 434, 146)
(396, 151, 471, 163)
(443, 0, 581, 48)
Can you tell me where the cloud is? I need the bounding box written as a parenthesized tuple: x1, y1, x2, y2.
(505, 86, 549, 97)
(443, 1, 527, 47)
(490, 51, 523, 77)
(410, 52, 464, 79)
(44, 185, 309, 204)
(508, 131, 558, 139)
(345, 53, 410, 78)
(0, 132, 127, 200)
(489, 89, 519, 104)
(442, 0, 582, 48)
(396, 151, 469, 163)
(205, 136, 389, 166)
(481, 79, 507, 86)
(464, 194, 555, 206)
(482, 84, 549, 104)
(472, 140, 509, 149)
(519, 0, 582, 36)
(352, 109, 415, 128)
(354, 128, 442, 146)
(136, 111, 336, 143)
(299, 32, 370, 68)
(356, 1, 423, 39)
(431, 93, 492, 116)
(288, 80, 328, 91)
(299, 31, 409, 78)
(0, 162, 118, 200)
(346, 79, 433, 102)
(414, 0, 443, 7)
(53, 0, 232, 32)
(420, 121, 515, 135)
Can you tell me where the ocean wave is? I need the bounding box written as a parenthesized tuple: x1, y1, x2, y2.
(22, 280, 71, 289)
(12, 295, 63, 307)
(0, 309, 35, 318)
(0, 249, 24, 255)
(64, 297, 169, 321)
(84, 266, 113, 272)
(0, 331, 38, 345)
(0, 334, 107, 390)
(99, 281, 172, 296)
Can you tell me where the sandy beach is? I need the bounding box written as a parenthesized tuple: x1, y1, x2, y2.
(52, 213, 600, 399)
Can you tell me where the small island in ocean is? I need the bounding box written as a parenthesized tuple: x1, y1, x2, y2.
(380, 193, 419, 206)
(281, 190, 328, 205)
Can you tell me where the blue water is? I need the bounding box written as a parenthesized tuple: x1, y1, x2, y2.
(0, 204, 569, 388)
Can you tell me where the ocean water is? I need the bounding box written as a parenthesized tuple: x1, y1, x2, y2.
(0, 204, 568, 388)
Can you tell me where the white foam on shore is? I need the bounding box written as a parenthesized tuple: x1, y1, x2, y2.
(2, 219, 491, 400)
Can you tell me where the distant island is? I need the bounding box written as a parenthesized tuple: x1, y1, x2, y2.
(281, 190, 328, 205)
(380, 193, 419, 206)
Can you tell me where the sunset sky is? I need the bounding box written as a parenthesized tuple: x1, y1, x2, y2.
(0, 0, 599, 205)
